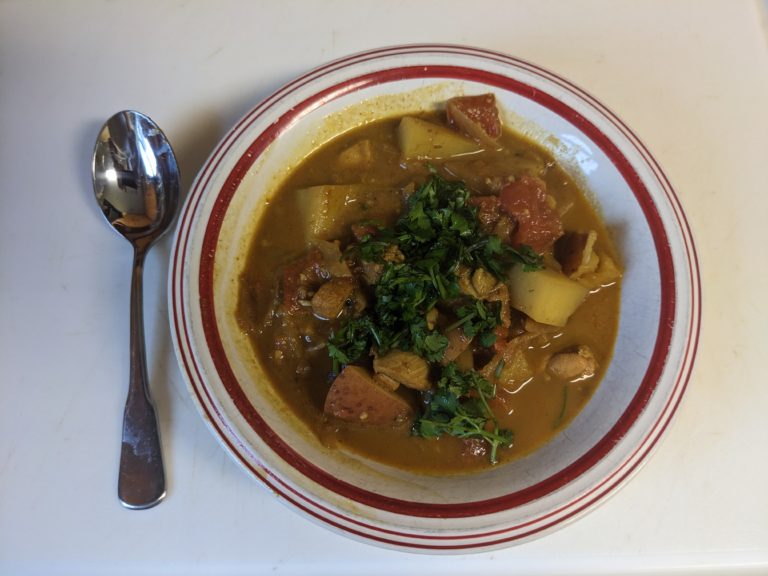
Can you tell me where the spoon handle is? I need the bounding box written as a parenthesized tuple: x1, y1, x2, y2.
(118, 246, 166, 509)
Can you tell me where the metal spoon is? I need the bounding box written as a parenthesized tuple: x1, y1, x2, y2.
(92, 110, 179, 509)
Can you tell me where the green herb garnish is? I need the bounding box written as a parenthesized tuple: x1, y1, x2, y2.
(326, 316, 378, 375)
(414, 363, 513, 464)
(328, 174, 540, 368)
(326, 174, 538, 464)
(448, 299, 501, 347)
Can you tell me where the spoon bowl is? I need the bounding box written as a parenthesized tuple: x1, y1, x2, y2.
(93, 111, 179, 246)
(92, 110, 180, 509)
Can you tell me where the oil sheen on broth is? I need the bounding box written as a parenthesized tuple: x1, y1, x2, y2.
(237, 96, 622, 474)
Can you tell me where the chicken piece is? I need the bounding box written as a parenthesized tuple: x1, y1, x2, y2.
(324, 366, 413, 425)
(359, 260, 384, 285)
(381, 244, 405, 263)
(471, 267, 499, 298)
(310, 277, 366, 320)
(441, 327, 473, 365)
(461, 268, 511, 328)
(456, 265, 479, 298)
(547, 345, 598, 381)
(577, 253, 623, 289)
(554, 231, 599, 278)
(373, 349, 431, 391)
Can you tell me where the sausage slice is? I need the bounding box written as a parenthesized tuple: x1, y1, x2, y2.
(324, 366, 413, 426)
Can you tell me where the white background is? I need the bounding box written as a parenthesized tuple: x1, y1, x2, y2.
(1, 1, 767, 574)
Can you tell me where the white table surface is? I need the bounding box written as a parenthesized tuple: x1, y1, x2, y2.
(2, 1, 767, 574)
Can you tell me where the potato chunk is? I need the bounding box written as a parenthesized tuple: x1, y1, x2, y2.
(335, 139, 373, 170)
(295, 185, 402, 241)
(523, 317, 561, 335)
(397, 117, 483, 160)
(324, 366, 413, 425)
(507, 267, 588, 327)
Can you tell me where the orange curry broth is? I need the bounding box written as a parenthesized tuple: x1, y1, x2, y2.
(236, 113, 621, 474)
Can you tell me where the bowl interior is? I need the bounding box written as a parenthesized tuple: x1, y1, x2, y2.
(171, 46, 697, 547)
(208, 78, 659, 501)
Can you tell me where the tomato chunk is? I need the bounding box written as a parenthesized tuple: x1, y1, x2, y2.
(499, 176, 563, 252)
(446, 94, 502, 146)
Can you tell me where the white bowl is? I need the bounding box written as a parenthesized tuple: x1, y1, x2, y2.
(169, 45, 700, 552)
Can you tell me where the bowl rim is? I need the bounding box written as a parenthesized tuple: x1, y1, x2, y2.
(169, 44, 701, 550)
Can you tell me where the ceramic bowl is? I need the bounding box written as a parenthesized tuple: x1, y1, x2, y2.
(169, 45, 700, 552)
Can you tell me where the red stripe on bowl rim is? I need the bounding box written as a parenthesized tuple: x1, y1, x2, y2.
(169, 45, 700, 548)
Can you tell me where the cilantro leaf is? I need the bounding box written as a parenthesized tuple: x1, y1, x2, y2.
(414, 363, 513, 464)
(327, 316, 377, 374)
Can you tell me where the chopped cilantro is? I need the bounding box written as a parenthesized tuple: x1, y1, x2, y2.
(448, 299, 501, 346)
(329, 174, 540, 367)
(414, 363, 513, 464)
(326, 174, 538, 463)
